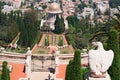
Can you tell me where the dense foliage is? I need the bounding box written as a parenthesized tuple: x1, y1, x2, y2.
(112, 11, 120, 41)
(58, 36, 63, 46)
(53, 15, 65, 34)
(107, 29, 120, 80)
(0, 11, 20, 45)
(44, 37, 49, 46)
(65, 49, 82, 80)
(0, 10, 41, 47)
(19, 10, 38, 47)
(1, 61, 10, 80)
(66, 15, 98, 49)
(90, 9, 120, 43)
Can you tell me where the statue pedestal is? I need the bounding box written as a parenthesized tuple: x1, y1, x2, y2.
(86, 72, 111, 80)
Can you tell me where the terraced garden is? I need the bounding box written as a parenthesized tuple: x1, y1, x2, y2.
(32, 33, 74, 54)
(41, 34, 67, 46)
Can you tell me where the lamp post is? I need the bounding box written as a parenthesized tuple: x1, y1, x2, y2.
(48, 74, 51, 80)
(51, 53, 55, 67)
(32, 55, 34, 72)
(48, 54, 55, 80)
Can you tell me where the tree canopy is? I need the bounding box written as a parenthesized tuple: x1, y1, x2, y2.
(53, 15, 65, 34)
(1, 61, 10, 80)
(65, 49, 82, 80)
(107, 29, 120, 80)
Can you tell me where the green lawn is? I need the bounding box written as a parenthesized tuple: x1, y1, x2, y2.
(59, 47, 73, 54)
(6, 48, 27, 53)
(33, 46, 72, 54)
(33, 47, 49, 54)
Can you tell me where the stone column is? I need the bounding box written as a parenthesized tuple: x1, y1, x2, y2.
(55, 50, 60, 66)
(54, 50, 60, 80)
(25, 47, 32, 79)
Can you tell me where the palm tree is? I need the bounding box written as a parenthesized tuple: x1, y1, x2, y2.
(112, 9, 120, 40)
(90, 8, 120, 42)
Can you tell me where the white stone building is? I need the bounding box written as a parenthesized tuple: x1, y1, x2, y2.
(41, 2, 62, 30)
(81, 7, 94, 19)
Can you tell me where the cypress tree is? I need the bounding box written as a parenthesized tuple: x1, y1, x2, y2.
(44, 37, 49, 46)
(60, 16, 65, 33)
(65, 49, 82, 80)
(53, 15, 65, 34)
(107, 29, 120, 80)
(65, 60, 73, 80)
(58, 36, 63, 46)
(18, 10, 38, 47)
(1, 61, 10, 80)
(0, 13, 7, 25)
(72, 50, 82, 80)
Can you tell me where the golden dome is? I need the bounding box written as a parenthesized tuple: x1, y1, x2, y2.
(47, 2, 62, 13)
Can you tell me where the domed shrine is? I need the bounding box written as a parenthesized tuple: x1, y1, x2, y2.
(40, 2, 68, 30)
(47, 2, 62, 13)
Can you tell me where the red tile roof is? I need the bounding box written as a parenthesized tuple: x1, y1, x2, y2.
(0, 61, 26, 80)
